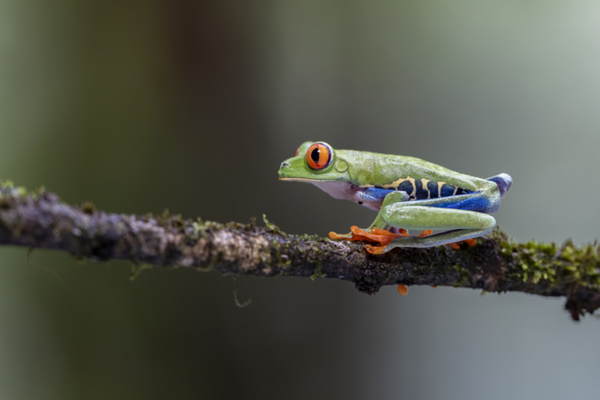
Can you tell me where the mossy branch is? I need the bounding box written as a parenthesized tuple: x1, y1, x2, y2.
(0, 183, 598, 321)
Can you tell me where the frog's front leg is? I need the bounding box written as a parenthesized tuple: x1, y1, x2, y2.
(328, 191, 409, 243)
(366, 191, 410, 230)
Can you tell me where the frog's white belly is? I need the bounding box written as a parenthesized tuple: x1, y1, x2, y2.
(311, 182, 382, 211)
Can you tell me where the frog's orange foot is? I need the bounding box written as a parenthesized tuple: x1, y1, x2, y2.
(330, 226, 409, 255)
(364, 244, 388, 254)
(330, 227, 437, 254)
(329, 226, 408, 246)
(447, 238, 477, 250)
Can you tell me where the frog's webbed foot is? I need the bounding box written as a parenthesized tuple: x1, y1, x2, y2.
(329, 226, 432, 254)
(329, 226, 407, 254)
(329, 226, 402, 245)
(329, 226, 406, 242)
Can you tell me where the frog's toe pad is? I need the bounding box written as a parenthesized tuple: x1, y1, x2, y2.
(364, 244, 389, 254)
(329, 227, 372, 243)
(329, 231, 353, 240)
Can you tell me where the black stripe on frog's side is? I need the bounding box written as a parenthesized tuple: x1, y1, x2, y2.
(372, 179, 473, 201)
(427, 181, 440, 198)
(415, 179, 430, 200)
(396, 180, 415, 196)
(440, 184, 456, 197)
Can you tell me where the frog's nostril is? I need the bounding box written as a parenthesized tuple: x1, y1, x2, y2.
(280, 162, 290, 168)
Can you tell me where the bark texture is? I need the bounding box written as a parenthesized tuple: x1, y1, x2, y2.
(0, 184, 598, 321)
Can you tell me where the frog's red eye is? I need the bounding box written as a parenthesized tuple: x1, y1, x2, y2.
(295, 147, 300, 157)
(306, 143, 333, 170)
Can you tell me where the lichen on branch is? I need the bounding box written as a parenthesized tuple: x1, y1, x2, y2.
(0, 182, 598, 321)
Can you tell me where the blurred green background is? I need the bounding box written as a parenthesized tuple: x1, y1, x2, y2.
(1, 0, 600, 399)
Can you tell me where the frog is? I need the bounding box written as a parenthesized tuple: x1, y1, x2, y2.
(277, 141, 512, 255)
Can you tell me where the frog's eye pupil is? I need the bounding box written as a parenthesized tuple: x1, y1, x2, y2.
(311, 148, 321, 164)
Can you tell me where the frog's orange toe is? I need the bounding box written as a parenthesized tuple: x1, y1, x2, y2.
(329, 229, 370, 242)
(329, 231, 349, 240)
(447, 238, 477, 250)
(417, 229, 433, 238)
(351, 226, 402, 246)
(397, 284, 409, 296)
(350, 225, 369, 236)
(365, 244, 388, 254)
(449, 242, 461, 250)
(370, 227, 388, 235)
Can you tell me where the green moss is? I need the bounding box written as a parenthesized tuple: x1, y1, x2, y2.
(262, 214, 278, 233)
(271, 239, 288, 269)
(453, 264, 471, 287)
(498, 230, 600, 290)
(311, 259, 326, 280)
(0, 181, 37, 201)
(81, 201, 97, 215)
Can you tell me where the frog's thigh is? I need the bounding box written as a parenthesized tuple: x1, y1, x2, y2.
(380, 204, 495, 231)
(379, 205, 496, 248)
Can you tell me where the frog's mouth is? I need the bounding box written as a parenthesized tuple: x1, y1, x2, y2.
(278, 177, 342, 183)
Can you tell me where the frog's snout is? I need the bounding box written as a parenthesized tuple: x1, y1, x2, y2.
(278, 162, 290, 179)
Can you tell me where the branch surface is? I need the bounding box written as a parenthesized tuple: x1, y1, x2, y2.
(0, 184, 598, 320)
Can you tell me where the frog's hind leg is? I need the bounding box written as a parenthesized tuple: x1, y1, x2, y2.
(378, 204, 496, 250)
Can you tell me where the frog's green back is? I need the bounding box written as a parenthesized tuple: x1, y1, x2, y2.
(340, 150, 492, 192)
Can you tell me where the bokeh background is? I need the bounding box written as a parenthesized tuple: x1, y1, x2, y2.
(1, 1, 600, 399)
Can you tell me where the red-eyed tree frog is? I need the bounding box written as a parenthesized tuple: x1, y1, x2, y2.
(278, 141, 512, 255)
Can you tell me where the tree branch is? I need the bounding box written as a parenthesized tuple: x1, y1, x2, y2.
(0, 183, 598, 321)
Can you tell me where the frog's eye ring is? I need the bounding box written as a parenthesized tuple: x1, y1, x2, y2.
(306, 142, 333, 170)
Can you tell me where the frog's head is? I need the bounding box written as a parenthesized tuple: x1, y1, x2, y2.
(278, 141, 351, 183)
(279, 141, 384, 210)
